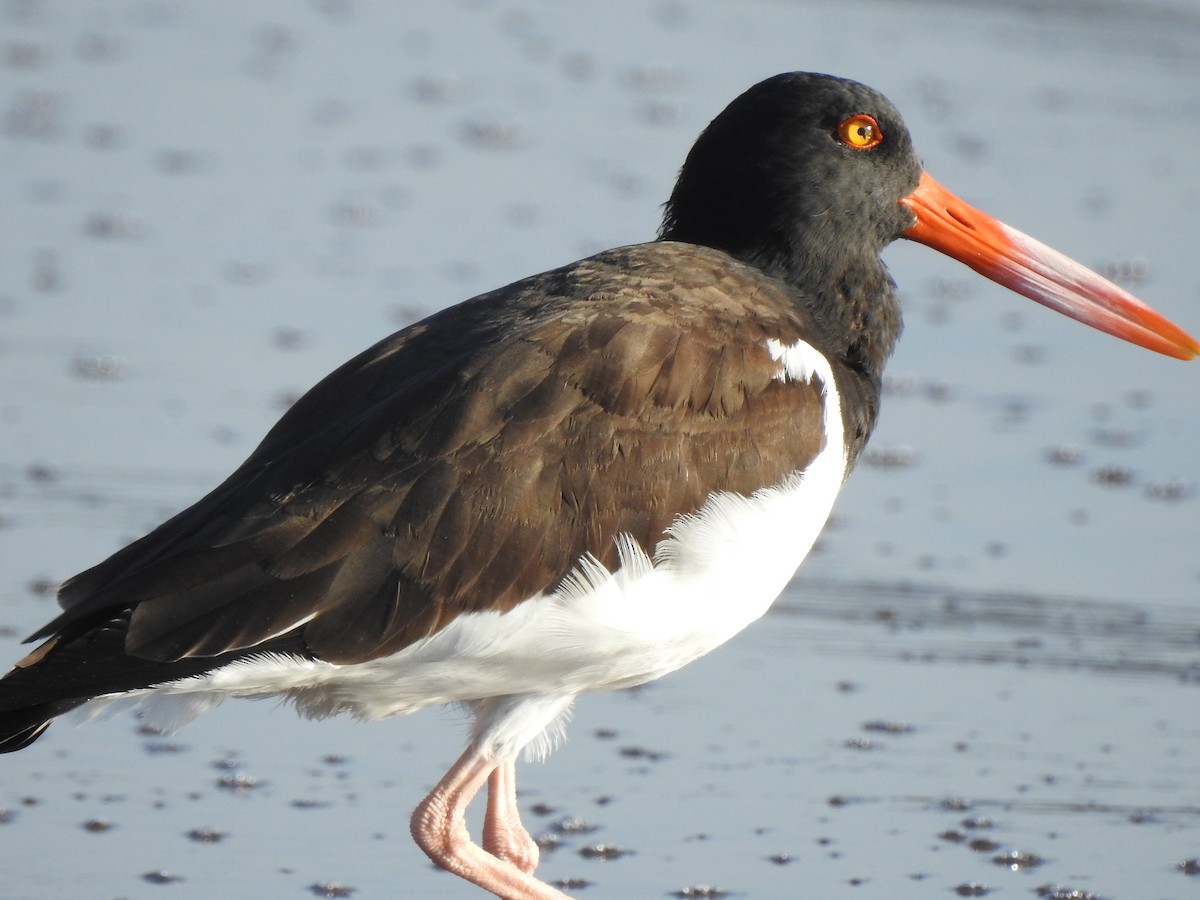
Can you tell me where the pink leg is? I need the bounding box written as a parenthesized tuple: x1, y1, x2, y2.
(411, 748, 570, 900)
(483, 759, 540, 874)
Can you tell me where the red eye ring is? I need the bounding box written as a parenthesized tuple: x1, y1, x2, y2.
(838, 114, 883, 150)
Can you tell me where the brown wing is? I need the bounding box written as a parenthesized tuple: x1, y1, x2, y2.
(31, 243, 842, 668)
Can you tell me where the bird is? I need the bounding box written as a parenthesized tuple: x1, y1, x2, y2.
(1, 72, 1195, 899)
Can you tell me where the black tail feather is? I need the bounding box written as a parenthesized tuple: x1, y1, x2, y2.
(0, 610, 314, 754)
(0, 699, 84, 753)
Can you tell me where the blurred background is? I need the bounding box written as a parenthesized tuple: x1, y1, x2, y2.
(1, 1, 1198, 897)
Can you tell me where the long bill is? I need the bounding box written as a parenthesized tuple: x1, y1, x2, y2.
(900, 172, 1199, 360)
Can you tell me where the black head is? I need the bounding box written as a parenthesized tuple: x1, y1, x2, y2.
(661, 72, 921, 277)
(660, 72, 1200, 372)
(660, 73, 922, 374)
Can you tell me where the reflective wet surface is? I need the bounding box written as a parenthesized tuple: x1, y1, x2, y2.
(2, 1, 1198, 897)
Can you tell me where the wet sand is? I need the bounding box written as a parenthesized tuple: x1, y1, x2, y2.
(2, 1, 1198, 897)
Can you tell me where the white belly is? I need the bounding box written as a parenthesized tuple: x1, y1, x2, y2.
(86, 339, 847, 759)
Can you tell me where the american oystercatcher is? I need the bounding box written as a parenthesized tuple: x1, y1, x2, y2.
(1, 73, 1195, 899)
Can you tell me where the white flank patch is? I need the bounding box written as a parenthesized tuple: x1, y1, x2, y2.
(87, 338, 848, 762)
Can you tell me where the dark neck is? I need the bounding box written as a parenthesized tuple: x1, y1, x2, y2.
(657, 220, 903, 383)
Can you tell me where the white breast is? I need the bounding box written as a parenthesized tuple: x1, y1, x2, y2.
(87, 338, 847, 761)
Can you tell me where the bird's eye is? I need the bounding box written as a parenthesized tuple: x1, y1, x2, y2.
(837, 114, 883, 150)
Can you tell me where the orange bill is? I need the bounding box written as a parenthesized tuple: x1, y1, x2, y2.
(901, 172, 1199, 360)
